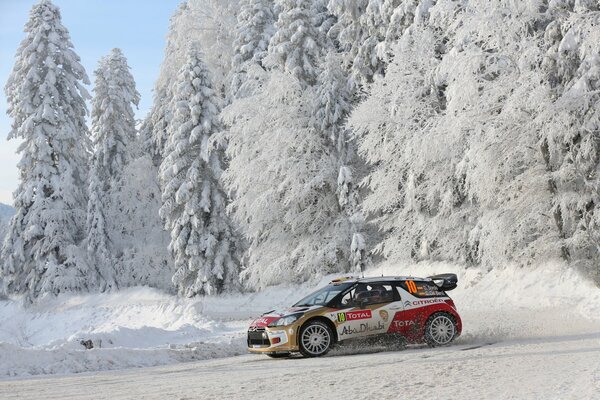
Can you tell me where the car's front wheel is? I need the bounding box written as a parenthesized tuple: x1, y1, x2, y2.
(299, 320, 333, 357)
(425, 312, 457, 347)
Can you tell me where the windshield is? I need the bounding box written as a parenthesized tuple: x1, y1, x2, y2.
(293, 282, 354, 307)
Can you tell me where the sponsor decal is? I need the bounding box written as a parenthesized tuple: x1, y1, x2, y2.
(337, 310, 372, 323)
(341, 321, 385, 335)
(404, 301, 412, 308)
(250, 316, 279, 327)
(379, 310, 389, 322)
(393, 320, 415, 328)
(411, 298, 445, 306)
(406, 280, 418, 294)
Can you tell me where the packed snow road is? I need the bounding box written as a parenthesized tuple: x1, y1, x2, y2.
(1, 331, 598, 400)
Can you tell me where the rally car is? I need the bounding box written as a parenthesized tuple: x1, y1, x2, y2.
(247, 274, 461, 358)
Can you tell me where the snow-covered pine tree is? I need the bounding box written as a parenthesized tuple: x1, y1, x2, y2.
(313, 52, 369, 272)
(448, 0, 559, 267)
(326, 0, 393, 86)
(1, 0, 92, 298)
(222, 71, 354, 290)
(159, 46, 242, 297)
(142, 3, 189, 164)
(87, 48, 140, 291)
(229, 0, 276, 98)
(265, 0, 322, 85)
(539, 2, 600, 281)
(350, 19, 463, 265)
(311, 0, 336, 40)
(113, 156, 175, 291)
(144, 0, 240, 163)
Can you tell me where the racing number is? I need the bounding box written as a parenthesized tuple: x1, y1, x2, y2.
(406, 280, 417, 294)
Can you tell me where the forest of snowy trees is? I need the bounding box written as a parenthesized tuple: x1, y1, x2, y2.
(1, 0, 599, 301)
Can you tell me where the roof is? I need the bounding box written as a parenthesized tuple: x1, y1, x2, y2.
(330, 275, 428, 284)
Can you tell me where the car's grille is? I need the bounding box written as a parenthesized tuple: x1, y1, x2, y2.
(247, 327, 270, 347)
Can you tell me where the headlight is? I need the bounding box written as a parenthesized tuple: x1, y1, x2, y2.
(268, 313, 303, 327)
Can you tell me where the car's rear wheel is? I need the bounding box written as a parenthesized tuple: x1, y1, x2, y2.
(425, 312, 457, 347)
(299, 320, 333, 357)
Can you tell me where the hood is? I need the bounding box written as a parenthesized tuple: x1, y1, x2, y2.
(249, 305, 322, 328)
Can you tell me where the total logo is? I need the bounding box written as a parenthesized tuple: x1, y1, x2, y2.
(337, 310, 372, 323)
(393, 320, 415, 328)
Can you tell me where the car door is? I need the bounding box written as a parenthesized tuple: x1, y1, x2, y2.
(333, 282, 400, 340)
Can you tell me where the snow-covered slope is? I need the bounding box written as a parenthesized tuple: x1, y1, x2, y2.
(0, 261, 597, 378)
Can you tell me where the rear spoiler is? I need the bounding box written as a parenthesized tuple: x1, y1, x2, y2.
(428, 273, 458, 291)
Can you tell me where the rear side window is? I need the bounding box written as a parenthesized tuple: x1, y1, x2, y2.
(398, 280, 443, 298)
(337, 283, 396, 307)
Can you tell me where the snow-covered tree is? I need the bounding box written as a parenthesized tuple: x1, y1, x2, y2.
(313, 52, 370, 271)
(112, 156, 175, 290)
(142, 3, 189, 164)
(160, 47, 242, 297)
(145, 0, 240, 162)
(351, 0, 562, 268)
(222, 71, 354, 289)
(265, 0, 322, 85)
(326, 0, 386, 85)
(229, 0, 276, 98)
(87, 48, 140, 291)
(1, 0, 92, 298)
(539, 3, 600, 280)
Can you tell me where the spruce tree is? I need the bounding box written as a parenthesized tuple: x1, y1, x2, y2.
(266, 0, 322, 85)
(159, 47, 242, 296)
(1, 0, 91, 298)
(230, 0, 276, 98)
(87, 48, 140, 291)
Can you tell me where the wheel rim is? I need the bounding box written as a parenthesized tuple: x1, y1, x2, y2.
(429, 315, 455, 345)
(301, 325, 331, 355)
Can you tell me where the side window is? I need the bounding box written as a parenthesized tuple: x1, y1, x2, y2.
(339, 287, 356, 307)
(355, 283, 395, 306)
(399, 280, 442, 298)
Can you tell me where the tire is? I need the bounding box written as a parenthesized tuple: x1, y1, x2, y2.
(266, 352, 291, 358)
(425, 312, 457, 347)
(299, 320, 333, 357)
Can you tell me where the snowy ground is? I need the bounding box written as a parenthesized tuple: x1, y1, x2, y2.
(1, 331, 598, 400)
(0, 262, 598, 398)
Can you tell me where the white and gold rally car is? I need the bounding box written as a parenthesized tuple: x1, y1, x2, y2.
(247, 274, 462, 358)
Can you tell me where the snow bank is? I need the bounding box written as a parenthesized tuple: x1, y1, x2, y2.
(0, 288, 249, 378)
(0, 262, 598, 378)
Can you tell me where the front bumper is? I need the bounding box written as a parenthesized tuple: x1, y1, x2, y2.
(247, 326, 300, 354)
